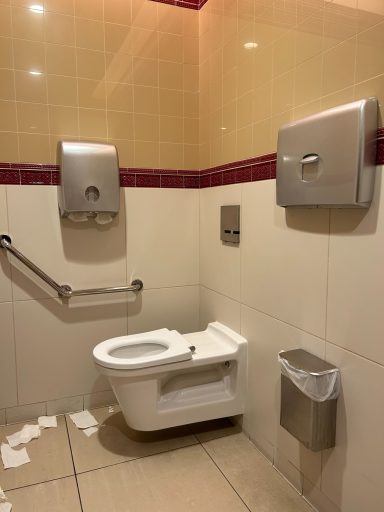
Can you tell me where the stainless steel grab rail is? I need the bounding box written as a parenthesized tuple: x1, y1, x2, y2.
(0, 235, 143, 298)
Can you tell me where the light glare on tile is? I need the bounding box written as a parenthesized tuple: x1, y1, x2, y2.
(221, 127, 227, 131)
(243, 42, 258, 50)
(29, 4, 44, 14)
(29, 70, 43, 76)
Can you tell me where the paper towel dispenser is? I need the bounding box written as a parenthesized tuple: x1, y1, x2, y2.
(276, 97, 378, 208)
(57, 141, 120, 221)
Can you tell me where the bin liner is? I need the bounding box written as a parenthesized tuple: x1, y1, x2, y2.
(278, 351, 340, 402)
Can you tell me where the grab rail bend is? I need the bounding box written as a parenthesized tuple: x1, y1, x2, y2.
(0, 235, 143, 298)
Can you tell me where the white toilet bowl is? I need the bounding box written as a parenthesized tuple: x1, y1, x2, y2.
(93, 322, 247, 431)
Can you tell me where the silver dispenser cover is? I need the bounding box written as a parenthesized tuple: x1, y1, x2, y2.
(276, 97, 378, 208)
(57, 141, 120, 217)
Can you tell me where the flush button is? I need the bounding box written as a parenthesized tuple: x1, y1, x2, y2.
(220, 205, 240, 244)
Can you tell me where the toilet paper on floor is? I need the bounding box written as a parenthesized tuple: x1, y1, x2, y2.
(1, 443, 30, 469)
(83, 426, 98, 437)
(0, 486, 11, 512)
(6, 425, 40, 448)
(69, 411, 98, 430)
(67, 212, 91, 222)
(38, 416, 57, 429)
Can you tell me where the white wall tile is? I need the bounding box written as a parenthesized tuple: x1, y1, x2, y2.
(125, 188, 199, 289)
(241, 304, 324, 486)
(0, 186, 12, 303)
(303, 478, 340, 512)
(128, 285, 199, 335)
(0, 409, 5, 426)
(321, 343, 384, 511)
(6, 186, 127, 300)
(0, 302, 17, 409)
(199, 285, 241, 332)
(83, 390, 117, 410)
(13, 295, 127, 404)
(327, 167, 384, 364)
(200, 184, 242, 301)
(6, 401, 47, 424)
(46, 395, 84, 416)
(241, 180, 329, 338)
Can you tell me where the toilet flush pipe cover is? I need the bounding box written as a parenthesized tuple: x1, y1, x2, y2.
(93, 328, 193, 370)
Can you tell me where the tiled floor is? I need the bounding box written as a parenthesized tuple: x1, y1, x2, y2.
(0, 406, 313, 511)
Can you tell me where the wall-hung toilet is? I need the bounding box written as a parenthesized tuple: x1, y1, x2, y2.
(93, 322, 247, 431)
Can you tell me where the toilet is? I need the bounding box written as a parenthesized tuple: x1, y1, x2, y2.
(93, 322, 247, 431)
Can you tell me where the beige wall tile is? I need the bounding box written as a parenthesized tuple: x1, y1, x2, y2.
(45, 0, 75, 16)
(13, 39, 45, 73)
(0, 37, 12, 69)
(104, 0, 132, 25)
(133, 57, 158, 87)
(15, 70, 46, 103)
(0, 5, 11, 37)
(127, 285, 199, 335)
(322, 38, 356, 96)
(131, 0, 158, 30)
(45, 12, 75, 46)
(18, 133, 50, 162)
(273, 30, 296, 77)
(49, 105, 78, 135)
(75, 0, 103, 20)
(106, 83, 134, 112)
(75, 18, 104, 51)
(134, 85, 159, 115)
(0, 302, 17, 409)
(272, 70, 294, 115)
(0, 100, 17, 132)
(125, 188, 199, 289)
(46, 44, 76, 77)
(241, 180, 329, 337)
(78, 78, 106, 109)
(47, 75, 78, 106)
(0, 69, 14, 101)
(0, 132, 18, 160)
(133, 139, 159, 167)
(200, 184, 242, 301)
(17, 102, 49, 133)
(105, 53, 133, 83)
(46, 395, 84, 415)
(294, 55, 323, 106)
(79, 108, 107, 138)
(356, 20, 384, 83)
(76, 49, 106, 80)
(159, 33, 183, 63)
(12, 6, 44, 41)
(295, 15, 323, 65)
(107, 110, 134, 139)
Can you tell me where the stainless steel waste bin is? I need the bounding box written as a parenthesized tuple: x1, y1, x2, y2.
(279, 349, 340, 452)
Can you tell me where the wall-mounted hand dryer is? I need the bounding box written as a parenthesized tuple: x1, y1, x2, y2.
(57, 141, 120, 220)
(276, 97, 378, 208)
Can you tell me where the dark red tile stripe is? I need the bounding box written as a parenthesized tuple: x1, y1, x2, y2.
(150, 0, 208, 10)
(1, 128, 382, 188)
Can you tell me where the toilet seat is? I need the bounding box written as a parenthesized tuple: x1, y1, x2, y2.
(93, 328, 193, 370)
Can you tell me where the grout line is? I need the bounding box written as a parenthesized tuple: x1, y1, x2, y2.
(64, 414, 84, 512)
(3, 473, 79, 494)
(199, 442, 253, 512)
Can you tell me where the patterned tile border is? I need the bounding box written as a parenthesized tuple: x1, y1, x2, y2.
(0, 130, 383, 188)
(150, 0, 208, 10)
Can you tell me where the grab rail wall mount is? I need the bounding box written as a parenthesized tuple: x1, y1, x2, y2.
(0, 235, 143, 298)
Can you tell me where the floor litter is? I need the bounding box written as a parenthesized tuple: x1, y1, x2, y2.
(0, 443, 30, 469)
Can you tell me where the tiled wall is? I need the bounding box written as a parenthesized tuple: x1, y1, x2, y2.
(0, 0, 199, 170)
(199, 2, 384, 511)
(0, 185, 199, 421)
(199, 0, 384, 168)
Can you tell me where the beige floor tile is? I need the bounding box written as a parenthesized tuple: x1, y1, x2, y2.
(77, 444, 249, 512)
(5, 477, 82, 511)
(0, 416, 74, 491)
(203, 433, 313, 512)
(190, 417, 242, 443)
(66, 406, 198, 473)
